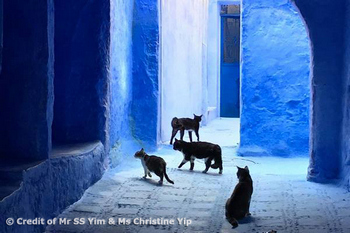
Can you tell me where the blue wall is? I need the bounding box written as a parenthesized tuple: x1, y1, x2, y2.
(0, 0, 54, 161)
(109, 0, 134, 149)
(294, 0, 345, 182)
(0, 0, 2, 75)
(238, 0, 310, 158)
(0, 2, 110, 232)
(0, 143, 105, 233)
(108, 0, 159, 162)
(131, 0, 159, 150)
(53, 0, 109, 145)
(341, 0, 350, 187)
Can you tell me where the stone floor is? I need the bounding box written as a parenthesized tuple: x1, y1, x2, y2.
(46, 118, 350, 233)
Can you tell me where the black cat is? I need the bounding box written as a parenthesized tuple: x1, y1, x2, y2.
(170, 114, 202, 145)
(225, 166, 253, 228)
(173, 139, 223, 174)
(134, 148, 174, 185)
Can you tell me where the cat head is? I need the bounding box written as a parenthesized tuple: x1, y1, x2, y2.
(134, 148, 146, 159)
(236, 166, 250, 179)
(173, 138, 185, 151)
(193, 114, 203, 122)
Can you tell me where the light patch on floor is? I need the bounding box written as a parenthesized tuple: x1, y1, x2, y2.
(164, 117, 240, 146)
(46, 118, 350, 233)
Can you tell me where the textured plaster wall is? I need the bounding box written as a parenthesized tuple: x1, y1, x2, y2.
(0, 0, 54, 160)
(53, 0, 109, 145)
(238, 0, 310, 158)
(109, 0, 134, 149)
(294, 0, 344, 182)
(108, 0, 142, 166)
(131, 0, 159, 149)
(0, 0, 2, 74)
(341, 0, 350, 188)
(160, 0, 208, 142)
(0, 143, 105, 233)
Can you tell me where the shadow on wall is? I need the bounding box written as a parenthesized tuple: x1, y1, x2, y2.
(292, 0, 346, 184)
(109, 0, 161, 166)
(53, 0, 109, 146)
(238, 0, 311, 158)
(0, 0, 2, 75)
(342, 0, 350, 189)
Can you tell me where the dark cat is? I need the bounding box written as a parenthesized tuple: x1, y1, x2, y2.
(134, 148, 174, 185)
(173, 139, 223, 174)
(225, 166, 253, 228)
(170, 114, 202, 145)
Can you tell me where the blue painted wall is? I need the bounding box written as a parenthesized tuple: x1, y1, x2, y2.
(109, 0, 134, 148)
(341, 0, 350, 188)
(131, 0, 159, 150)
(108, 0, 139, 165)
(238, 0, 310, 158)
(294, 0, 344, 182)
(0, 143, 105, 233)
(0, 0, 54, 161)
(0, 0, 2, 75)
(53, 0, 109, 145)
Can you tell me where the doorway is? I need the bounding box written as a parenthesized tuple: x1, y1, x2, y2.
(220, 5, 240, 118)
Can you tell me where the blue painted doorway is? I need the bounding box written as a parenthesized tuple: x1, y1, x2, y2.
(220, 6, 240, 118)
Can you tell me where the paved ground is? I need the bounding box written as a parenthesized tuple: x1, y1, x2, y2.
(46, 119, 350, 233)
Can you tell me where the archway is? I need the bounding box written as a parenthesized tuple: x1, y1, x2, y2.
(292, 0, 344, 183)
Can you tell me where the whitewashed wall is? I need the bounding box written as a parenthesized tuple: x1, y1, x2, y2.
(160, 0, 208, 142)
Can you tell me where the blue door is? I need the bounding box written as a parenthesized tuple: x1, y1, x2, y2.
(220, 15, 240, 117)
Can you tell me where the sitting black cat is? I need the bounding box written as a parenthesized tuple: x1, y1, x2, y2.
(225, 166, 253, 228)
(173, 139, 223, 174)
(134, 148, 174, 185)
(170, 114, 202, 145)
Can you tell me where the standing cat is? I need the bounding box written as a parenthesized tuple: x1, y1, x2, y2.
(173, 138, 223, 174)
(134, 148, 174, 185)
(170, 114, 202, 145)
(225, 166, 253, 228)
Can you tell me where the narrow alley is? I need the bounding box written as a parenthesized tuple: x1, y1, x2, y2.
(47, 119, 350, 233)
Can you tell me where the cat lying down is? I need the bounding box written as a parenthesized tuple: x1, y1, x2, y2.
(225, 166, 253, 228)
(134, 148, 174, 185)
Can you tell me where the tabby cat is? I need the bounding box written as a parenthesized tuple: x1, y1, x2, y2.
(225, 166, 253, 228)
(173, 138, 223, 174)
(134, 148, 174, 185)
(170, 114, 202, 145)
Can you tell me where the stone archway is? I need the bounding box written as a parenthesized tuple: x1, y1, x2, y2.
(292, 0, 345, 183)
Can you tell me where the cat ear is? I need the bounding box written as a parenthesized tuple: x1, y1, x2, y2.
(200, 114, 203, 118)
(175, 138, 178, 142)
(244, 166, 249, 171)
(193, 114, 196, 117)
(141, 148, 144, 152)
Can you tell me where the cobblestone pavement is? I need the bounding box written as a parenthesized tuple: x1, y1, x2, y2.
(46, 119, 350, 233)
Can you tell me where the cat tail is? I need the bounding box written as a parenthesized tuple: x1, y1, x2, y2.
(226, 215, 239, 228)
(163, 165, 174, 184)
(211, 145, 222, 169)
